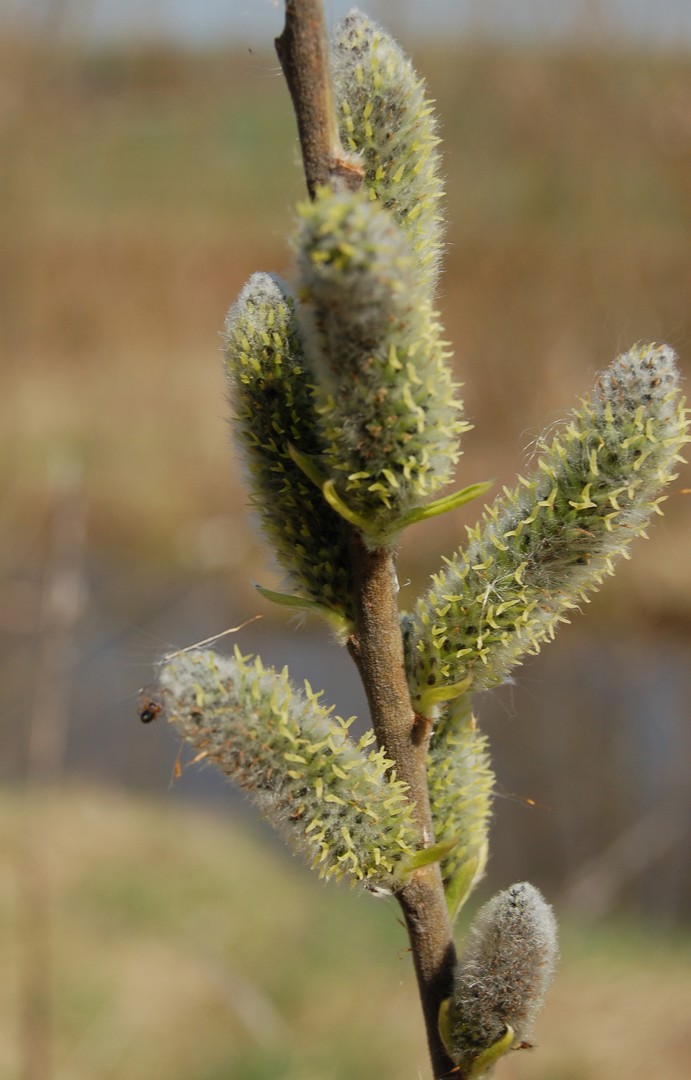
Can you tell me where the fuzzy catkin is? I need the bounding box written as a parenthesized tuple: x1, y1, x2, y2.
(296, 188, 466, 540)
(224, 273, 353, 621)
(406, 344, 689, 710)
(331, 9, 445, 294)
(157, 648, 417, 889)
(442, 883, 558, 1074)
(426, 697, 493, 923)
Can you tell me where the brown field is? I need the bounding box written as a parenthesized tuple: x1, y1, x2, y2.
(1, 31, 690, 619)
(1, 23, 691, 1080)
(2, 786, 691, 1080)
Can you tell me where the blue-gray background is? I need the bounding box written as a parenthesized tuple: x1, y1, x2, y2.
(5, 0, 691, 44)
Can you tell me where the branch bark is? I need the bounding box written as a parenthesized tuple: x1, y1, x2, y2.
(276, 3, 457, 1074)
(347, 537, 457, 1077)
(275, 0, 364, 197)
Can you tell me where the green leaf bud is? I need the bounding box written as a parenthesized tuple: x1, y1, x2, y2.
(439, 882, 558, 1076)
(296, 187, 466, 542)
(407, 344, 689, 709)
(224, 272, 353, 624)
(426, 697, 493, 923)
(331, 9, 445, 294)
(156, 647, 418, 889)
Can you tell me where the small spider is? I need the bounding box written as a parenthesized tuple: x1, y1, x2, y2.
(139, 698, 161, 724)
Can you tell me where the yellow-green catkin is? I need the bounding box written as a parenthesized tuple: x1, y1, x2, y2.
(426, 697, 493, 923)
(296, 188, 466, 541)
(331, 9, 445, 294)
(224, 273, 353, 623)
(407, 344, 689, 711)
(157, 648, 418, 890)
(439, 883, 558, 1076)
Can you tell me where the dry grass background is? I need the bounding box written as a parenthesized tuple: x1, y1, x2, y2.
(1, 33, 690, 616)
(1, 20, 691, 1080)
(2, 786, 691, 1080)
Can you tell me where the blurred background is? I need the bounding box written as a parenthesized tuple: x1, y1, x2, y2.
(1, 1, 690, 1078)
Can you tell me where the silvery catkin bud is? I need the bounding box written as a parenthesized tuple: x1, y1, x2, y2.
(224, 272, 353, 624)
(439, 882, 558, 1076)
(296, 187, 466, 541)
(426, 697, 493, 923)
(407, 344, 689, 711)
(156, 648, 417, 889)
(331, 9, 445, 294)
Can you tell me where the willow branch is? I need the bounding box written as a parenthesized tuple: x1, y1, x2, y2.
(276, 3, 456, 1074)
(347, 536, 457, 1078)
(275, 0, 364, 197)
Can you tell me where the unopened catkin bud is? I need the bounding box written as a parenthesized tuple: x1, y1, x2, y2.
(331, 9, 445, 294)
(224, 272, 353, 623)
(426, 696, 493, 922)
(407, 344, 689, 711)
(156, 648, 417, 890)
(439, 882, 558, 1076)
(296, 187, 466, 541)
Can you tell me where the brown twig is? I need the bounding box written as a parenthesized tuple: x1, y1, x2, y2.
(347, 536, 457, 1078)
(276, 4, 457, 1073)
(275, 0, 363, 197)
